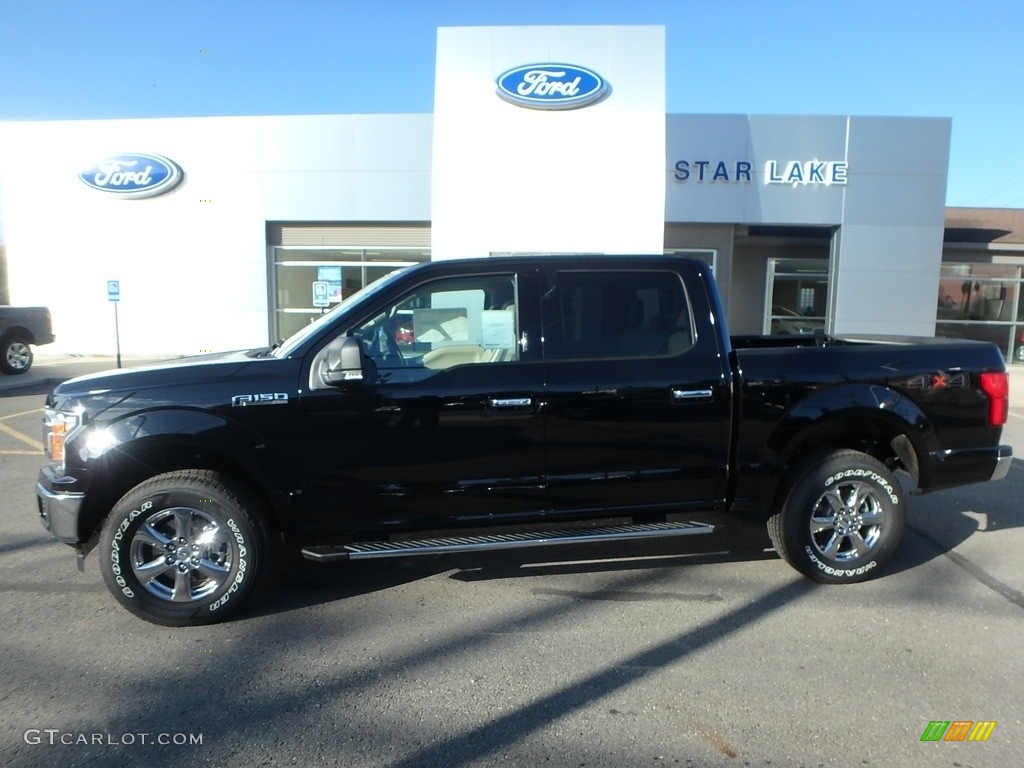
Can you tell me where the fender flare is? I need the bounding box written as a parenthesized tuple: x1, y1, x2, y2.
(766, 382, 937, 484)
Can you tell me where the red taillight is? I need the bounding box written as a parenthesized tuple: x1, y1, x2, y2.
(979, 371, 1009, 427)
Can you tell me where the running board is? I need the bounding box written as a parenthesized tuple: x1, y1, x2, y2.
(301, 520, 714, 562)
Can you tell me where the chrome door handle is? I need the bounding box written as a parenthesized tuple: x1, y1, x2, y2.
(489, 397, 533, 408)
(671, 388, 713, 402)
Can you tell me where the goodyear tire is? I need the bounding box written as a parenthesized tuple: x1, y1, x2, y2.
(0, 334, 33, 375)
(99, 470, 271, 626)
(767, 450, 905, 583)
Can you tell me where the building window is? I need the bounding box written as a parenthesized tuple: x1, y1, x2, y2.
(271, 247, 428, 341)
(936, 263, 1021, 361)
(765, 258, 828, 335)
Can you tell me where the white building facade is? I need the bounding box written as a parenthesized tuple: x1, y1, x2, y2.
(0, 25, 953, 356)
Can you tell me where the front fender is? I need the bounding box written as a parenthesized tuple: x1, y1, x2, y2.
(66, 407, 302, 542)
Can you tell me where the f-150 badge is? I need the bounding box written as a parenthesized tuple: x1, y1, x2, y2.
(231, 393, 289, 407)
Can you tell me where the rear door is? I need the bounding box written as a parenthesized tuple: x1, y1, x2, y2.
(539, 263, 731, 515)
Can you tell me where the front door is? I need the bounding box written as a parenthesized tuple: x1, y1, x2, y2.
(299, 269, 546, 536)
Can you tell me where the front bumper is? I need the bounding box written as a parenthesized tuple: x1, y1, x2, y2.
(36, 464, 84, 543)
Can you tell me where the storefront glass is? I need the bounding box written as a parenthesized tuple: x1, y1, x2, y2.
(272, 247, 429, 340)
(936, 263, 1022, 362)
(765, 258, 828, 335)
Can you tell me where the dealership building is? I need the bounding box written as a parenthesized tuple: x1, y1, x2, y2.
(1, 25, 1022, 360)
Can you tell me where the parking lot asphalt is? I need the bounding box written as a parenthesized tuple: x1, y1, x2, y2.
(3, 354, 1023, 766)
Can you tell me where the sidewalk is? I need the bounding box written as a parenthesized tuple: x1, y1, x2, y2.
(0, 354, 173, 395)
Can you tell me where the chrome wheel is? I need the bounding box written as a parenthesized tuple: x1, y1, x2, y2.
(129, 506, 234, 603)
(807, 480, 885, 564)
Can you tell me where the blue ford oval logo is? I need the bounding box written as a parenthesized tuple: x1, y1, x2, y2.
(496, 64, 609, 110)
(78, 152, 183, 198)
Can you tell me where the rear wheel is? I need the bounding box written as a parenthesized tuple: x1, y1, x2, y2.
(0, 335, 33, 374)
(99, 470, 272, 626)
(768, 450, 905, 583)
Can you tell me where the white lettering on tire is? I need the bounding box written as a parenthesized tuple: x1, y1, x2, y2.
(804, 546, 877, 577)
(823, 468, 899, 505)
(208, 518, 247, 613)
(110, 508, 142, 599)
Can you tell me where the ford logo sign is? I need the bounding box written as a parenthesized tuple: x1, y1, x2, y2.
(496, 64, 609, 110)
(78, 152, 183, 198)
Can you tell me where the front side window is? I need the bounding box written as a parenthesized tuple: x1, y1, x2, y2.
(544, 270, 693, 360)
(351, 274, 519, 382)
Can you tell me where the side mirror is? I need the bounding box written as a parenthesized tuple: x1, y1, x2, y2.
(321, 336, 366, 386)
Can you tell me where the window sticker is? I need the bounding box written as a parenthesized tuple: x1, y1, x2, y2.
(481, 309, 516, 349)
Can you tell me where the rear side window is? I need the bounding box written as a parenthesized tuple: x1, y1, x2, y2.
(543, 270, 693, 360)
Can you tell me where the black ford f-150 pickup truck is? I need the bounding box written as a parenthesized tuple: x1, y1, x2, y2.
(36, 256, 1012, 625)
(1, 305, 55, 374)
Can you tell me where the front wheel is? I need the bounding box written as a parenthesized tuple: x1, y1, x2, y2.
(0, 335, 33, 374)
(99, 470, 272, 626)
(767, 450, 905, 583)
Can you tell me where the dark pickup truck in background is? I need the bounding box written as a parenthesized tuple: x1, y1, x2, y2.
(1, 305, 54, 374)
(35, 256, 1012, 625)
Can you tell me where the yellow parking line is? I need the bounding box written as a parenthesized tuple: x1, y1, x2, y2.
(0, 449, 41, 455)
(0, 421, 44, 451)
(0, 407, 45, 420)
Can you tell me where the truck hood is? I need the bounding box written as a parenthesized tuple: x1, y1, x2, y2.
(53, 350, 257, 397)
(45, 350, 299, 422)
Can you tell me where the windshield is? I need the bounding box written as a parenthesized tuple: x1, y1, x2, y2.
(272, 267, 411, 358)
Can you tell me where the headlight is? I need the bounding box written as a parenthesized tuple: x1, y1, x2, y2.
(81, 427, 119, 460)
(43, 408, 82, 463)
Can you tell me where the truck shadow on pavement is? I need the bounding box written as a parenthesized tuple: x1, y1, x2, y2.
(248, 516, 779, 621)
(250, 459, 1024, 621)
(885, 458, 1024, 606)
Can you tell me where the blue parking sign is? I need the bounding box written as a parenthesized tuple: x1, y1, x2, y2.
(312, 280, 330, 308)
(107, 280, 121, 302)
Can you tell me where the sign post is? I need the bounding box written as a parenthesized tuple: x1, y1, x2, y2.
(107, 280, 122, 368)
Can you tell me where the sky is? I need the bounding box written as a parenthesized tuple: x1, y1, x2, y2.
(2, 0, 1022, 208)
